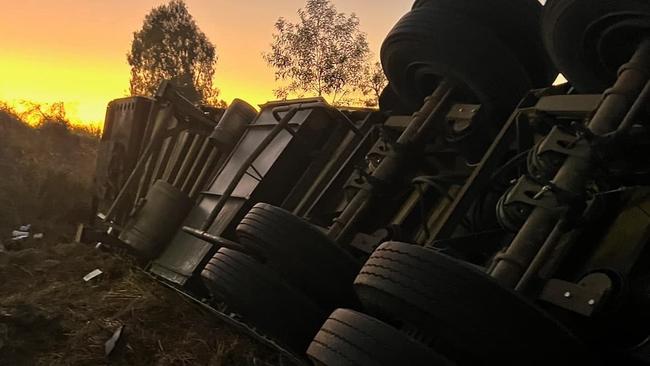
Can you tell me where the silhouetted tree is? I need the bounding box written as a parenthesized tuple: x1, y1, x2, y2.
(17, 101, 69, 128)
(127, 0, 224, 105)
(264, 0, 370, 104)
(359, 61, 387, 107)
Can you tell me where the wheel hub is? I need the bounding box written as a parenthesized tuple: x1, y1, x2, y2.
(583, 12, 650, 85)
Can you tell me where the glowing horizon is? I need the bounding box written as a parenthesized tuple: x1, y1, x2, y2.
(0, 0, 412, 125)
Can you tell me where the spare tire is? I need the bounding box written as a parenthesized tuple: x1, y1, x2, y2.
(412, 0, 556, 89)
(307, 309, 453, 366)
(381, 7, 532, 120)
(202, 248, 325, 352)
(354, 241, 590, 365)
(542, 0, 650, 92)
(236, 203, 359, 310)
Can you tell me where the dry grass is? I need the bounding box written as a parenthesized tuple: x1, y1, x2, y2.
(0, 108, 286, 365)
(0, 240, 284, 365)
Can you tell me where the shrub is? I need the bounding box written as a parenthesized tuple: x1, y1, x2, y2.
(0, 102, 99, 237)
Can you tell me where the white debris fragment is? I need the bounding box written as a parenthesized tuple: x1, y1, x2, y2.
(33, 233, 44, 240)
(19, 225, 31, 232)
(11, 230, 30, 238)
(83, 269, 104, 282)
(105, 325, 124, 356)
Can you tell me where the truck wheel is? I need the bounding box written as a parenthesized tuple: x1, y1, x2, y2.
(353, 241, 589, 365)
(542, 0, 650, 92)
(381, 7, 532, 120)
(412, 0, 556, 89)
(202, 248, 325, 352)
(378, 83, 411, 115)
(236, 203, 360, 310)
(307, 308, 453, 366)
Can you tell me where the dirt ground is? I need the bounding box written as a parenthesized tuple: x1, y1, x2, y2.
(0, 237, 287, 366)
(0, 113, 286, 365)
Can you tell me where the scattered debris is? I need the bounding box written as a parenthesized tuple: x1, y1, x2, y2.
(11, 230, 29, 238)
(11, 229, 29, 241)
(0, 239, 280, 365)
(1, 117, 278, 364)
(104, 325, 124, 357)
(83, 269, 104, 282)
(33, 233, 44, 240)
(10, 225, 37, 242)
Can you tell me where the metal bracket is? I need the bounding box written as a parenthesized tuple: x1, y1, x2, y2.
(349, 229, 389, 254)
(447, 104, 480, 120)
(384, 115, 412, 130)
(181, 226, 263, 260)
(446, 103, 480, 135)
(503, 176, 562, 210)
(534, 94, 602, 118)
(539, 272, 613, 317)
(344, 138, 393, 193)
(155, 81, 217, 128)
(537, 126, 591, 159)
(365, 139, 393, 171)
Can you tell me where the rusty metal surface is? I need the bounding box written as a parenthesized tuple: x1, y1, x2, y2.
(99, 82, 222, 228)
(94, 96, 154, 223)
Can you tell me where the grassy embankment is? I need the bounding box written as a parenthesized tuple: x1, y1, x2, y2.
(0, 106, 281, 365)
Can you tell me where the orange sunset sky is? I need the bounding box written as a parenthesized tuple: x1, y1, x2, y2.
(0, 0, 413, 126)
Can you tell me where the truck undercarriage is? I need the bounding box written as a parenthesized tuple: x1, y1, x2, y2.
(82, 0, 650, 364)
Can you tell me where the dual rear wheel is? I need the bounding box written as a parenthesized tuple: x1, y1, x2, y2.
(352, 242, 589, 365)
(542, 0, 650, 92)
(304, 242, 590, 365)
(201, 203, 359, 353)
(308, 308, 453, 366)
(382, 0, 556, 117)
(198, 0, 650, 362)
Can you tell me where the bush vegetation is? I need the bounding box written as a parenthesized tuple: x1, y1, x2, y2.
(0, 102, 99, 237)
(0, 101, 282, 365)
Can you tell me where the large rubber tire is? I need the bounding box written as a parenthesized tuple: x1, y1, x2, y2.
(236, 203, 359, 310)
(542, 0, 650, 92)
(381, 7, 533, 120)
(202, 248, 325, 352)
(307, 309, 453, 366)
(353, 242, 590, 365)
(412, 0, 556, 89)
(378, 83, 410, 115)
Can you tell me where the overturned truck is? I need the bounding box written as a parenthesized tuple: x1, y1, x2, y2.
(84, 0, 650, 364)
